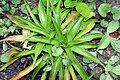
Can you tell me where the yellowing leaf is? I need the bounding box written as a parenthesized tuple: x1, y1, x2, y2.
(0, 35, 25, 42)
(61, 11, 79, 29)
(75, 19, 96, 39)
(76, 2, 90, 18)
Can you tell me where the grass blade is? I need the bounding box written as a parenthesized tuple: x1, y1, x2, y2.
(14, 16, 49, 36)
(38, 0, 47, 28)
(7, 15, 48, 36)
(64, 67, 71, 80)
(28, 36, 59, 45)
(24, 0, 40, 26)
(32, 60, 46, 80)
(61, 11, 79, 29)
(10, 54, 49, 80)
(61, 9, 70, 23)
(71, 47, 103, 65)
(74, 19, 96, 39)
(0, 58, 18, 71)
(52, 18, 63, 42)
(33, 43, 44, 64)
(59, 61, 64, 80)
(73, 42, 97, 49)
(0, 50, 34, 71)
(54, 0, 62, 26)
(67, 16, 83, 41)
(68, 32, 103, 46)
(65, 48, 89, 80)
(68, 66, 77, 80)
(41, 72, 47, 80)
(51, 57, 62, 80)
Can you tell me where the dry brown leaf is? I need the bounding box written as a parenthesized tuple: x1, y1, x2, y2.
(0, 35, 25, 42)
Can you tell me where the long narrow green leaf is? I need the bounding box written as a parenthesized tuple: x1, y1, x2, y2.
(15, 50, 34, 58)
(11, 54, 49, 80)
(59, 61, 64, 80)
(50, 0, 64, 42)
(54, 0, 62, 26)
(51, 57, 62, 80)
(0, 49, 34, 71)
(67, 16, 83, 41)
(73, 42, 97, 49)
(68, 32, 103, 46)
(28, 36, 59, 45)
(24, 0, 40, 26)
(78, 32, 103, 41)
(43, 45, 53, 64)
(32, 60, 46, 80)
(62, 17, 78, 34)
(33, 43, 44, 64)
(68, 66, 77, 80)
(38, 0, 47, 28)
(52, 18, 63, 42)
(41, 72, 47, 80)
(46, 0, 52, 30)
(0, 58, 18, 71)
(71, 47, 102, 65)
(7, 15, 49, 36)
(74, 19, 96, 39)
(14, 16, 49, 36)
(65, 48, 89, 80)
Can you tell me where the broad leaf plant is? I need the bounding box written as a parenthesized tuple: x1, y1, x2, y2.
(0, 0, 104, 80)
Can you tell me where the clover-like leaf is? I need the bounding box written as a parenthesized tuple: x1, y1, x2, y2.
(110, 38, 120, 53)
(100, 73, 113, 80)
(98, 34, 110, 50)
(52, 46, 63, 56)
(12, 0, 21, 5)
(107, 20, 119, 34)
(0, 53, 10, 63)
(111, 6, 120, 20)
(43, 65, 52, 72)
(0, 48, 19, 63)
(100, 19, 108, 28)
(111, 65, 120, 75)
(107, 56, 119, 65)
(98, 3, 111, 17)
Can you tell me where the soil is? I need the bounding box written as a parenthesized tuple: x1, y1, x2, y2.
(0, 0, 120, 80)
